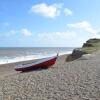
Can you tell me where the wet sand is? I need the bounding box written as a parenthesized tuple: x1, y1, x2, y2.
(0, 53, 100, 100)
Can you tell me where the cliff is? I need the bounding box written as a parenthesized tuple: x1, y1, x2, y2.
(66, 38, 100, 62)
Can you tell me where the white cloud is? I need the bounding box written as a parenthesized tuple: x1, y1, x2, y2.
(30, 3, 62, 18)
(38, 31, 77, 42)
(36, 31, 78, 47)
(67, 21, 100, 40)
(67, 21, 98, 34)
(92, 33, 100, 38)
(64, 8, 73, 16)
(21, 28, 32, 36)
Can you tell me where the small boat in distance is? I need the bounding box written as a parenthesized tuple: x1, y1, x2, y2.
(15, 54, 58, 72)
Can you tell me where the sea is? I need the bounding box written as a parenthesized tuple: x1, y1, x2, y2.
(0, 47, 75, 64)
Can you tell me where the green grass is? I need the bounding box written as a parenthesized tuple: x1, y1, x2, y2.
(81, 47, 98, 54)
(66, 38, 100, 62)
(81, 39, 100, 54)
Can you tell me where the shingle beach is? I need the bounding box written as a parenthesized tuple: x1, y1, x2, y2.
(0, 52, 100, 100)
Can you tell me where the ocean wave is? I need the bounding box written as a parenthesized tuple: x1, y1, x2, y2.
(0, 51, 72, 64)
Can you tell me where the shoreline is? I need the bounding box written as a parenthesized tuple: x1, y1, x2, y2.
(0, 51, 72, 65)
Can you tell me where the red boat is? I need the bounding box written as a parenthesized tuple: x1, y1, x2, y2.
(15, 54, 58, 72)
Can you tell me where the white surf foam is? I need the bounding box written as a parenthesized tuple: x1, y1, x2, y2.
(0, 55, 39, 65)
(0, 51, 72, 65)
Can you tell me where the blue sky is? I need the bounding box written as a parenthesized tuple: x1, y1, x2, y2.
(0, 0, 100, 47)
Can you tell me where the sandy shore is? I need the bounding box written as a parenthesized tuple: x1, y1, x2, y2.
(0, 53, 100, 100)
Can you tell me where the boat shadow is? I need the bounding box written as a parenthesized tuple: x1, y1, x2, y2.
(20, 67, 51, 73)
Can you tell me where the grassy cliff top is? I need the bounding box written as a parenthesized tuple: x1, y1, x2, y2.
(81, 38, 100, 54)
(66, 38, 100, 62)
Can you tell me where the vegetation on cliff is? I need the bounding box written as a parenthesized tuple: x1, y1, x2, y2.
(66, 38, 100, 62)
(81, 38, 100, 54)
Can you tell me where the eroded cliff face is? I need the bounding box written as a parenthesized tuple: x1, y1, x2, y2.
(66, 48, 86, 62)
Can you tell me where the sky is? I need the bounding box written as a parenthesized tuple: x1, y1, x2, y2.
(0, 0, 100, 47)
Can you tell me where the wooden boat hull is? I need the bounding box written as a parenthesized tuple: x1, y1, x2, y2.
(15, 55, 58, 72)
